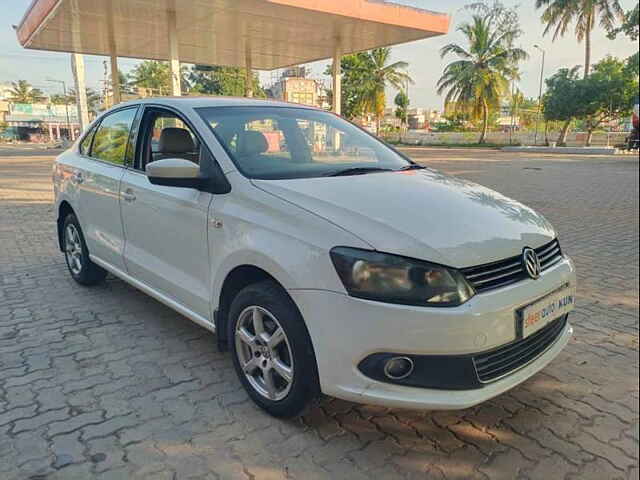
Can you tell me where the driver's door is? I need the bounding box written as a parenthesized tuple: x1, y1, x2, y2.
(119, 106, 212, 319)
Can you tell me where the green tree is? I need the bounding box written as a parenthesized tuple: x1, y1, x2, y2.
(129, 61, 189, 95)
(325, 53, 371, 119)
(581, 55, 639, 145)
(325, 48, 411, 130)
(129, 61, 171, 94)
(50, 93, 70, 105)
(536, 0, 624, 78)
(359, 48, 412, 133)
(50, 88, 102, 114)
(67, 88, 102, 114)
(394, 91, 409, 126)
(607, 2, 639, 40)
(8, 80, 45, 103)
(515, 96, 541, 131)
(189, 65, 265, 97)
(437, 3, 527, 143)
(543, 66, 585, 144)
(118, 71, 129, 94)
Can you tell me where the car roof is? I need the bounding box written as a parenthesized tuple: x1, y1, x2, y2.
(116, 96, 320, 111)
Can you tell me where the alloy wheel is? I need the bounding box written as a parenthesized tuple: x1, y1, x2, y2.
(234, 306, 294, 401)
(64, 224, 83, 275)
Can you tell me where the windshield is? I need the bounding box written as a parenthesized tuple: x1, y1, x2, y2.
(196, 106, 412, 179)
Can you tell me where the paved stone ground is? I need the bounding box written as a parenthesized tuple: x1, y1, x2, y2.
(0, 147, 638, 479)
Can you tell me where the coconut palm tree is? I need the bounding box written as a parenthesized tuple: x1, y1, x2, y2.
(67, 88, 102, 114)
(536, 0, 624, 78)
(8, 80, 45, 103)
(437, 14, 528, 143)
(358, 48, 412, 134)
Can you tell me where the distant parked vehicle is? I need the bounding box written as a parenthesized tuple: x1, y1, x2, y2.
(53, 97, 576, 417)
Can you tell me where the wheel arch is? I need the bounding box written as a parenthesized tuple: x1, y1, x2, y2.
(57, 200, 75, 251)
(215, 263, 312, 356)
(215, 265, 279, 351)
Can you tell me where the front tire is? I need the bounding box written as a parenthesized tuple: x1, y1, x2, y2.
(228, 280, 319, 418)
(62, 213, 107, 286)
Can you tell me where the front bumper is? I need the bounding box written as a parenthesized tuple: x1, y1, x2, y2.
(290, 256, 576, 410)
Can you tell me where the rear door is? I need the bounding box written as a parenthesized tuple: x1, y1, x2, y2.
(119, 106, 212, 319)
(76, 106, 138, 271)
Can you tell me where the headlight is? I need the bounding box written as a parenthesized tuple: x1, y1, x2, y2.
(330, 247, 475, 307)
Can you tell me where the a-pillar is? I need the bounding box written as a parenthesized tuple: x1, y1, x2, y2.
(55, 123, 60, 140)
(48, 123, 54, 143)
(167, 5, 181, 96)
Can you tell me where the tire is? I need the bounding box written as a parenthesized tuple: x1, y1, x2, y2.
(227, 280, 320, 418)
(62, 213, 108, 286)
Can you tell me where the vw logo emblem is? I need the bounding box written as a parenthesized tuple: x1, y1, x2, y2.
(522, 248, 541, 279)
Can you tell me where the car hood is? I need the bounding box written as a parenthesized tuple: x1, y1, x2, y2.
(252, 169, 556, 268)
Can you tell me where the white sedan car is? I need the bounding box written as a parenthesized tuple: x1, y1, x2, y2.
(53, 97, 576, 417)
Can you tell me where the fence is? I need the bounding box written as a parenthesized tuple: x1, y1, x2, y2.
(387, 130, 630, 147)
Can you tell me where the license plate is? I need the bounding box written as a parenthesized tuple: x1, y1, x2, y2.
(519, 284, 575, 338)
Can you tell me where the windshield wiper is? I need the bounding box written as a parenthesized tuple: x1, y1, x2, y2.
(325, 167, 393, 177)
(398, 164, 425, 171)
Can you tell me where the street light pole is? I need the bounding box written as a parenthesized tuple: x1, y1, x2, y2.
(533, 45, 546, 146)
(47, 78, 71, 140)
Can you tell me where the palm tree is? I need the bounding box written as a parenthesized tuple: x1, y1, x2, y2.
(358, 48, 412, 134)
(437, 15, 527, 143)
(67, 88, 102, 114)
(536, 0, 624, 78)
(8, 80, 45, 103)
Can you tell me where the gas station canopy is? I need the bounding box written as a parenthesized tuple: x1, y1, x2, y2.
(17, 0, 450, 70)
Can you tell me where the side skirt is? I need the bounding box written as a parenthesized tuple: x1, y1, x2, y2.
(89, 255, 216, 333)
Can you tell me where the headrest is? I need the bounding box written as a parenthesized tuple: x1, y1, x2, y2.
(158, 128, 195, 153)
(238, 130, 268, 156)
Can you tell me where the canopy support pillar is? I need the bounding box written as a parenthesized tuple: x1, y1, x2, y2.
(71, 53, 89, 131)
(331, 44, 341, 115)
(106, 1, 120, 105)
(110, 55, 121, 105)
(245, 48, 253, 98)
(167, 7, 181, 96)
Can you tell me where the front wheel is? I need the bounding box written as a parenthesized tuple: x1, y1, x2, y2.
(227, 280, 319, 418)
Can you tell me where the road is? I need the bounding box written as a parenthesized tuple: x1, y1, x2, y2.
(1, 146, 638, 479)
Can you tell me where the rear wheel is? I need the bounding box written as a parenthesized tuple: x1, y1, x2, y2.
(228, 280, 319, 418)
(63, 213, 107, 286)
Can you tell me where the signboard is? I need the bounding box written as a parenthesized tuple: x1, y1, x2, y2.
(10, 103, 78, 120)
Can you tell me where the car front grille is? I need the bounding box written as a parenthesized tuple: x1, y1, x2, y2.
(473, 314, 568, 383)
(461, 239, 563, 293)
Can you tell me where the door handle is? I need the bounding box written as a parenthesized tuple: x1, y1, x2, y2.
(122, 188, 136, 203)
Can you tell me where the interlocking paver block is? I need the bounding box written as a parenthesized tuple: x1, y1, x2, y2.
(1, 148, 638, 479)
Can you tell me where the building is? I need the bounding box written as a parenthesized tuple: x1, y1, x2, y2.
(3, 102, 80, 142)
(268, 68, 328, 108)
(407, 108, 430, 130)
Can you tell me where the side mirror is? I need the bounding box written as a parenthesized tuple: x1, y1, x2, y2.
(146, 158, 203, 188)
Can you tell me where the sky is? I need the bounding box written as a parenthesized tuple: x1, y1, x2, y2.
(1, 0, 638, 111)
